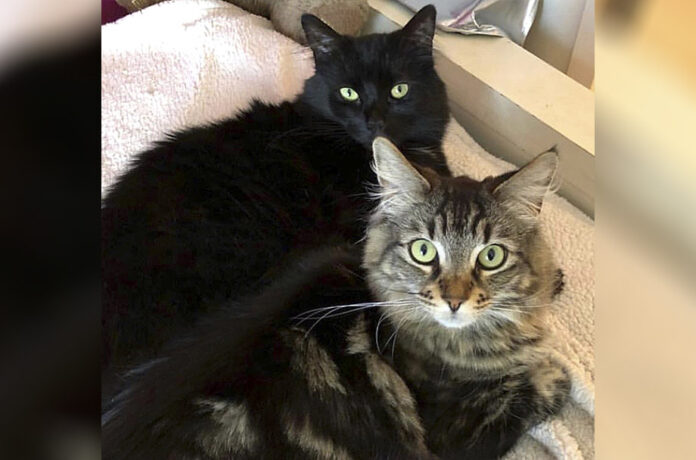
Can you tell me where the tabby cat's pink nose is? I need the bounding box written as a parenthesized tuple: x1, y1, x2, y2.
(446, 299, 463, 312)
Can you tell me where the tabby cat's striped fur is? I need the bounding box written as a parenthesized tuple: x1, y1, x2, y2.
(102, 139, 569, 460)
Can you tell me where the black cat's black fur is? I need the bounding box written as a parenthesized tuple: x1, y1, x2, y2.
(102, 6, 450, 372)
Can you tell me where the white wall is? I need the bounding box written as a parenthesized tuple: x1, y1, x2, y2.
(524, 0, 594, 88)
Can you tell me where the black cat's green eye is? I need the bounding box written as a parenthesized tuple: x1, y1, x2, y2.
(477, 244, 507, 270)
(390, 83, 409, 99)
(409, 239, 438, 264)
(339, 87, 359, 101)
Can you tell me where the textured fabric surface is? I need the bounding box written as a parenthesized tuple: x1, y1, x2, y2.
(101, 1, 594, 458)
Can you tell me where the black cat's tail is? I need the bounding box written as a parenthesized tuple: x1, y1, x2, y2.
(102, 246, 359, 460)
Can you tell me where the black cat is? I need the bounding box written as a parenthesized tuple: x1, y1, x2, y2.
(102, 5, 451, 374)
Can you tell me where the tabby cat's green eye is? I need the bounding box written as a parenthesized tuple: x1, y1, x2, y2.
(339, 87, 359, 101)
(390, 83, 409, 99)
(409, 239, 438, 265)
(477, 244, 507, 270)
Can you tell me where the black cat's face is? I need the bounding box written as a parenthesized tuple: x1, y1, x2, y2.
(300, 6, 448, 150)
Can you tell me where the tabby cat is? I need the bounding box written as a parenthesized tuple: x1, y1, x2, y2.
(101, 5, 450, 372)
(102, 138, 569, 460)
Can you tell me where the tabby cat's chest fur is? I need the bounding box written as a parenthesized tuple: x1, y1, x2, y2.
(374, 316, 570, 460)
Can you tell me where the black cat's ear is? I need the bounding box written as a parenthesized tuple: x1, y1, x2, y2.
(302, 14, 342, 57)
(372, 137, 430, 208)
(493, 150, 559, 219)
(401, 4, 437, 48)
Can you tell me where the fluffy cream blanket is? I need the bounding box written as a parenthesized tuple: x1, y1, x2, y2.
(101, 1, 594, 458)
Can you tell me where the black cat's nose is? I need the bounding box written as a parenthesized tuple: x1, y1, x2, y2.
(366, 107, 385, 132)
(368, 119, 385, 132)
(446, 299, 463, 312)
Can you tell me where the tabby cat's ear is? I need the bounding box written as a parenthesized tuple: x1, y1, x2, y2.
(493, 150, 559, 218)
(302, 14, 342, 57)
(372, 137, 430, 205)
(401, 4, 437, 48)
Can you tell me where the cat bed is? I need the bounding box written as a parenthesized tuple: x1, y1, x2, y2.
(101, 1, 594, 458)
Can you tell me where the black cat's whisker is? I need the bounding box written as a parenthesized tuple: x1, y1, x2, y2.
(339, 267, 365, 280)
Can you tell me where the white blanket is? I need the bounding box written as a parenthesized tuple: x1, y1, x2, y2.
(101, 1, 594, 458)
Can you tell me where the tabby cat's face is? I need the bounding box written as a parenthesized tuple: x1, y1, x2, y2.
(300, 6, 448, 150)
(365, 139, 559, 330)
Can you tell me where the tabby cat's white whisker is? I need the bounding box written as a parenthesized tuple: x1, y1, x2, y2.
(375, 304, 420, 354)
(303, 307, 343, 338)
(378, 306, 420, 357)
(299, 301, 416, 336)
(293, 300, 411, 322)
(375, 311, 389, 354)
(487, 309, 524, 325)
(489, 307, 531, 315)
(491, 301, 555, 309)
(387, 313, 417, 361)
(295, 302, 411, 323)
(413, 311, 430, 337)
